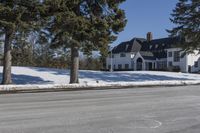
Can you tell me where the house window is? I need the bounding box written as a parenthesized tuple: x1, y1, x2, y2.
(125, 64, 129, 69)
(155, 44, 158, 48)
(114, 65, 116, 69)
(195, 61, 198, 67)
(168, 61, 173, 67)
(168, 52, 172, 57)
(118, 64, 122, 69)
(120, 53, 126, 57)
(174, 51, 180, 62)
(125, 44, 129, 51)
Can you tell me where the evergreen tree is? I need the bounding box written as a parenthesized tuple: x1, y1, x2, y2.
(168, 0, 200, 52)
(12, 31, 35, 66)
(99, 45, 109, 70)
(45, 0, 127, 83)
(0, 0, 42, 84)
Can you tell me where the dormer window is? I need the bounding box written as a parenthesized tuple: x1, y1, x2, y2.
(168, 52, 172, 57)
(155, 44, 158, 48)
(120, 53, 126, 57)
(125, 44, 129, 51)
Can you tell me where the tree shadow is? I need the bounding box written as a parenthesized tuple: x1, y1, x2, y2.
(79, 71, 193, 82)
(0, 73, 53, 85)
(18, 67, 200, 84)
(30, 67, 70, 75)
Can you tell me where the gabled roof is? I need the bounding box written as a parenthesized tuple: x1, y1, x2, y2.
(111, 38, 146, 54)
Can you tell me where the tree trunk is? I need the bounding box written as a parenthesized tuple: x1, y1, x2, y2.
(70, 45, 79, 84)
(1, 29, 13, 84)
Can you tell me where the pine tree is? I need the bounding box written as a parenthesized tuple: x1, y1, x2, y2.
(0, 0, 42, 84)
(12, 31, 35, 66)
(168, 0, 200, 52)
(45, 0, 127, 83)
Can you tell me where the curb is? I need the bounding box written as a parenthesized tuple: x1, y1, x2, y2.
(0, 80, 200, 94)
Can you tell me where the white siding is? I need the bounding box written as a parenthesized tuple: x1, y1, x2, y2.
(187, 50, 200, 72)
(167, 48, 200, 73)
(167, 48, 188, 72)
(106, 48, 200, 73)
(106, 53, 135, 70)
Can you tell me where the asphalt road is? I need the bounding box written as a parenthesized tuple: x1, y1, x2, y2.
(0, 85, 200, 133)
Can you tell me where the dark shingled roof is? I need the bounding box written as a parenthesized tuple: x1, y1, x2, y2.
(110, 36, 183, 60)
(111, 38, 146, 54)
(141, 37, 181, 51)
(140, 37, 182, 59)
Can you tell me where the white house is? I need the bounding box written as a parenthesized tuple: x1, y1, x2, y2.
(106, 32, 200, 73)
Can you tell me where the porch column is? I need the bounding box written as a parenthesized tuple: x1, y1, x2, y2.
(143, 61, 146, 70)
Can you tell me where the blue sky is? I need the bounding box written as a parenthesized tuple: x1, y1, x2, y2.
(112, 0, 178, 46)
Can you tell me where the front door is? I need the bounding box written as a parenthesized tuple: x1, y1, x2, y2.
(136, 58, 143, 70)
(149, 62, 153, 70)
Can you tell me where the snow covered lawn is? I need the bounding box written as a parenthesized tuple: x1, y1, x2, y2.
(0, 66, 200, 85)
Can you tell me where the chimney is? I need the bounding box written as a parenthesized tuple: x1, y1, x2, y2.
(147, 32, 153, 42)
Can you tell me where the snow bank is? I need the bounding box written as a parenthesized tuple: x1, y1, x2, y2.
(0, 80, 200, 92)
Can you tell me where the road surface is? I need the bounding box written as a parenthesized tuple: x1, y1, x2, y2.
(0, 85, 200, 133)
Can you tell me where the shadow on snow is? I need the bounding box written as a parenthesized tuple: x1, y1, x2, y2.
(31, 67, 191, 82)
(0, 73, 52, 85)
(78, 71, 191, 82)
(0, 67, 194, 85)
(30, 67, 192, 82)
(30, 67, 70, 75)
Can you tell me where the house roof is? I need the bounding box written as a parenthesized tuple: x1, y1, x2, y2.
(141, 37, 181, 51)
(111, 38, 146, 54)
(110, 36, 183, 59)
(140, 37, 182, 59)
